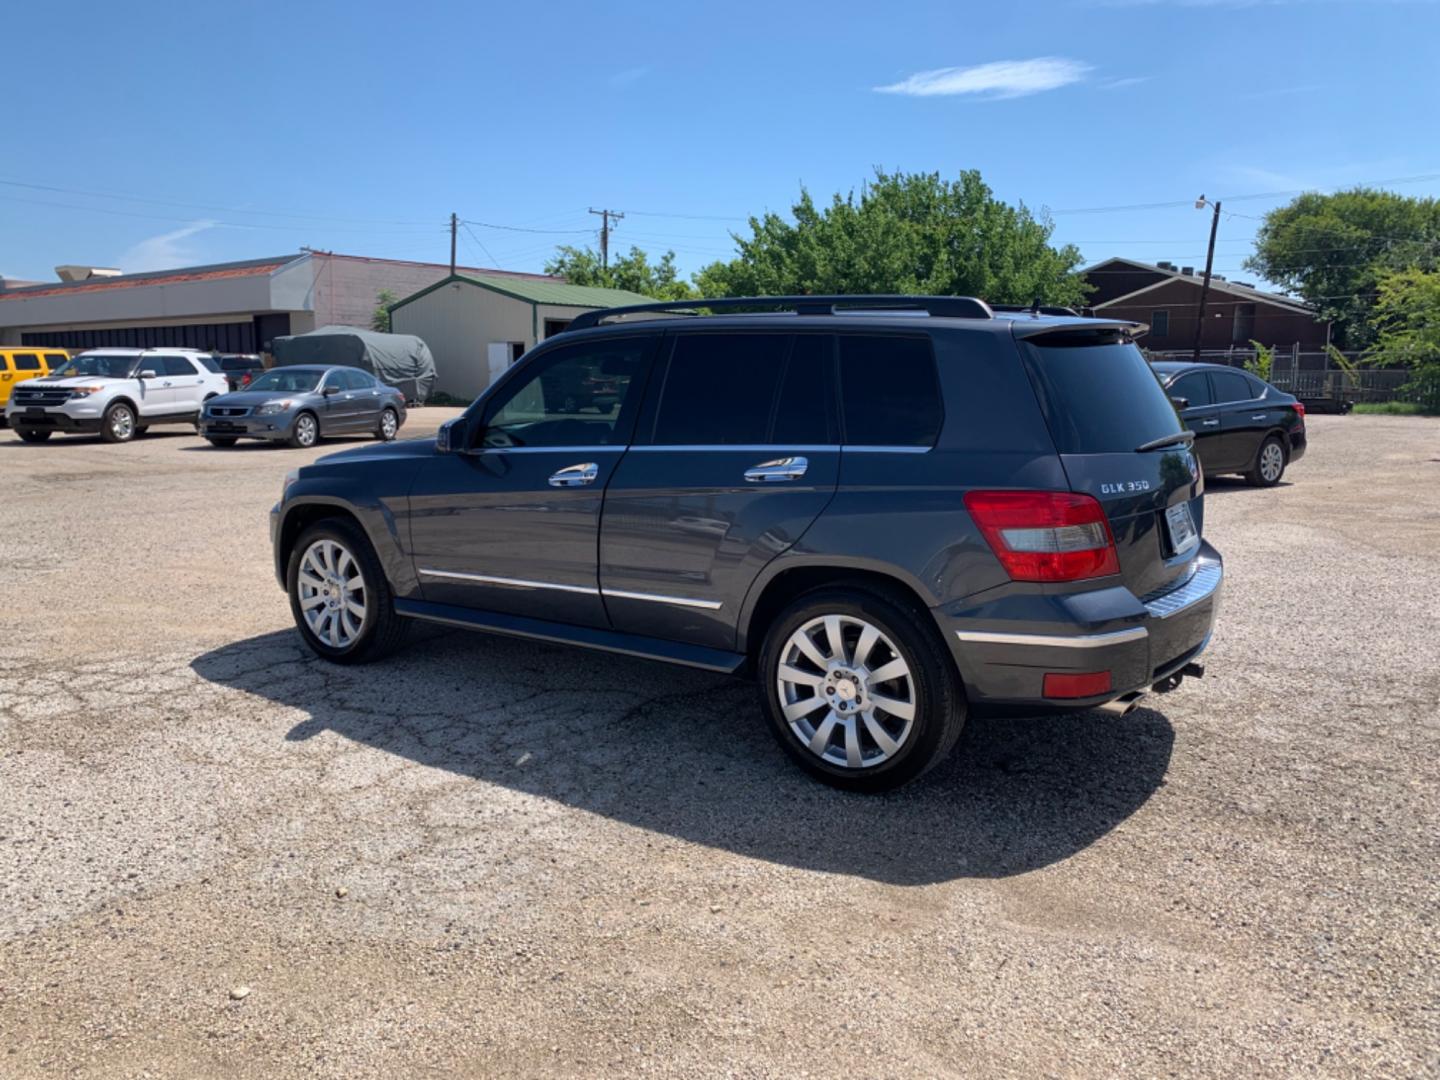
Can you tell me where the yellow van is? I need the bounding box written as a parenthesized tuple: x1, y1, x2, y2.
(0, 347, 69, 421)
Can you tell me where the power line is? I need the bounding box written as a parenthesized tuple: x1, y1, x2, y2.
(1051, 172, 1440, 216)
(461, 218, 593, 235)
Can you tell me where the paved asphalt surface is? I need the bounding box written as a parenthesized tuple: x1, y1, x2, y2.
(0, 412, 1436, 1078)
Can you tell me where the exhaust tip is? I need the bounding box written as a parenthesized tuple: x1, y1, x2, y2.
(1097, 691, 1147, 717)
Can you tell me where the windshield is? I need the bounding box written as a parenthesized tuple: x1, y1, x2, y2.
(220, 357, 258, 371)
(246, 369, 322, 393)
(50, 353, 139, 379)
(1021, 333, 1184, 454)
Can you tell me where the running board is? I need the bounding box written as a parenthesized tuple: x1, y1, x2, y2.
(393, 598, 747, 674)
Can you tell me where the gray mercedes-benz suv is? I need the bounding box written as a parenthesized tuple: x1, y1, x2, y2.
(270, 296, 1221, 791)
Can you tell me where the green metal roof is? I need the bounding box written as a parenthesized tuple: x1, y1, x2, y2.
(390, 273, 656, 313)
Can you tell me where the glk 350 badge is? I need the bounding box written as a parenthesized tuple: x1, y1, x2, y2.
(1100, 480, 1152, 494)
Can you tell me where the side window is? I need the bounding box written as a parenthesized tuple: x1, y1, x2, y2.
(1245, 373, 1270, 398)
(838, 335, 942, 447)
(772, 334, 837, 445)
(481, 337, 651, 449)
(652, 334, 788, 445)
(164, 356, 198, 376)
(1170, 372, 1214, 407)
(1211, 370, 1255, 404)
(13, 353, 42, 371)
(350, 370, 376, 389)
(333, 369, 361, 390)
(0, 355, 11, 371)
(1150, 310, 1170, 338)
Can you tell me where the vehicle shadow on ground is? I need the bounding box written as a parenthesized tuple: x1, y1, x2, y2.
(0, 430, 198, 448)
(1203, 476, 1294, 494)
(192, 629, 1174, 886)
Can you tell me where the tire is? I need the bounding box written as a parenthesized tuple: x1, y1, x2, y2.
(287, 518, 408, 664)
(757, 586, 966, 792)
(17, 429, 52, 443)
(376, 407, 399, 441)
(100, 402, 137, 443)
(206, 436, 239, 448)
(1246, 435, 1287, 487)
(289, 411, 320, 449)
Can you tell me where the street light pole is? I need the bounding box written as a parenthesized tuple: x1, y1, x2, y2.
(1192, 195, 1222, 362)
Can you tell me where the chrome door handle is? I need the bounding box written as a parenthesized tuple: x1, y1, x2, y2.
(549, 462, 598, 487)
(744, 456, 808, 482)
(1251, 414, 1268, 421)
(1201, 419, 1220, 427)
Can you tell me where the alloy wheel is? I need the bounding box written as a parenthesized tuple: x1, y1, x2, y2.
(1260, 442, 1284, 482)
(295, 414, 317, 447)
(297, 539, 367, 648)
(776, 614, 916, 769)
(380, 410, 398, 439)
(110, 405, 135, 441)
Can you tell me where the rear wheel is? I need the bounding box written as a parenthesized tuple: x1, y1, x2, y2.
(287, 519, 408, 664)
(100, 402, 137, 443)
(17, 429, 52, 443)
(289, 411, 319, 449)
(376, 407, 399, 441)
(757, 587, 965, 792)
(1247, 435, 1286, 487)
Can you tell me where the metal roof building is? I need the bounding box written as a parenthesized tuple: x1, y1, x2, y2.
(388, 273, 655, 401)
(0, 252, 558, 355)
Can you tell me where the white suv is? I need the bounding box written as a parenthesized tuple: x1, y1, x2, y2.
(5, 348, 229, 443)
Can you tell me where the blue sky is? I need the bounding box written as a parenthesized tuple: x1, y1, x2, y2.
(4, 0, 1439, 291)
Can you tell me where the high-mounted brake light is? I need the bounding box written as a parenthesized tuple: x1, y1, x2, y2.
(964, 490, 1121, 582)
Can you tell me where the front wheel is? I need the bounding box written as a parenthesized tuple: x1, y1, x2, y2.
(17, 429, 52, 443)
(757, 587, 966, 792)
(288, 411, 319, 449)
(376, 407, 399, 441)
(287, 519, 408, 664)
(1247, 435, 1287, 487)
(100, 402, 137, 443)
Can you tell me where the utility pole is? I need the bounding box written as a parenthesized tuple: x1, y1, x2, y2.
(589, 208, 624, 271)
(449, 212, 458, 275)
(1192, 195, 1222, 362)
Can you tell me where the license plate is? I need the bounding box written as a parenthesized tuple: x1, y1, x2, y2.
(1165, 501, 1199, 556)
(209, 423, 238, 432)
(27, 406, 45, 416)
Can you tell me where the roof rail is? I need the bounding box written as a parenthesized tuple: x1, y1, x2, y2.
(989, 303, 1081, 317)
(566, 294, 993, 332)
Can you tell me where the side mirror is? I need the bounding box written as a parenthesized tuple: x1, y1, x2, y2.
(1170, 395, 1190, 409)
(322, 385, 340, 397)
(436, 417, 463, 454)
(139, 368, 160, 379)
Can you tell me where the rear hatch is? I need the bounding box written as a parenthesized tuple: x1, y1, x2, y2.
(1016, 327, 1203, 599)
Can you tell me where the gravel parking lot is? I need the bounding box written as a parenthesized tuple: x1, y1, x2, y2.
(1, 413, 1437, 1078)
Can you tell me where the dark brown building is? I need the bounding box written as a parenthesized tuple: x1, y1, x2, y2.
(1082, 258, 1331, 353)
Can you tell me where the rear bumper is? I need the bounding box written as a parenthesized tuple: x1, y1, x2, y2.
(936, 542, 1223, 715)
(1288, 429, 1307, 462)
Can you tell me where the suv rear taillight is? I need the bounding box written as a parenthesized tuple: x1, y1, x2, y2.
(240, 372, 253, 387)
(963, 490, 1121, 583)
(1293, 401, 1305, 421)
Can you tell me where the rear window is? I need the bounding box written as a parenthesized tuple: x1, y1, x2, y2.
(838, 335, 942, 447)
(1023, 334, 1183, 454)
(1211, 369, 1255, 403)
(653, 334, 788, 445)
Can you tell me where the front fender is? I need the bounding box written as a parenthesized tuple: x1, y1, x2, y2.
(273, 482, 418, 598)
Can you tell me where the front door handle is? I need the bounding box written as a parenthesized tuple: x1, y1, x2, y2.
(549, 462, 598, 487)
(1201, 419, 1220, 427)
(744, 456, 808, 482)
(1251, 414, 1268, 421)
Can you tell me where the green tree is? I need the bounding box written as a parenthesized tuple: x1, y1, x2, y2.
(371, 288, 398, 333)
(692, 169, 1088, 306)
(1367, 268, 1440, 413)
(545, 245, 695, 301)
(1245, 188, 1440, 348)
(1246, 340, 1274, 382)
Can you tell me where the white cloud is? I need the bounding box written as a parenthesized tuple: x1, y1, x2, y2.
(608, 66, 650, 87)
(116, 220, 218, 272)
(875, 58, 1092, 100)
(1100, 75, 1152, 90)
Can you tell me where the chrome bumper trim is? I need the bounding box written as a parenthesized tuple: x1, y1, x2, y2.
(955, 625, 1148, 649)
(1143, 558, 1223, 619)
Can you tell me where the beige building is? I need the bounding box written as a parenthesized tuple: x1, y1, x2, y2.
(388, 274, 654, 400)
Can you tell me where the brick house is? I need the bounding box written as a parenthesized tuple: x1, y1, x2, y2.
(1081, 257, 1331, 353)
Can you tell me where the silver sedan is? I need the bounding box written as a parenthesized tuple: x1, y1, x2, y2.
(200, 365, 407, 448)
